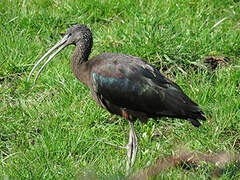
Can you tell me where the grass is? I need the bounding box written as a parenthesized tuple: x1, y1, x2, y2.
(0, 0, 240, 179)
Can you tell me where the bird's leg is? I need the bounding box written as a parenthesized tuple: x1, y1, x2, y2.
(126, 123, 133, 174)
(130, 121, 138, 167)
(126, 121, 138, 175)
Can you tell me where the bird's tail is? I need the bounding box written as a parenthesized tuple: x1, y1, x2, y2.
(188, 110, 206, 128)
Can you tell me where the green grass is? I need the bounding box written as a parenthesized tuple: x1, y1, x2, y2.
(0, 0, 240, 179)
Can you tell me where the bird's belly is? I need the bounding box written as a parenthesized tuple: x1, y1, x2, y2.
(91, 94, 148, 123)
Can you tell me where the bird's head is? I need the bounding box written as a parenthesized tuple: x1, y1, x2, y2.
(28, 24, 93, 85)
(65, 24, 93, 46)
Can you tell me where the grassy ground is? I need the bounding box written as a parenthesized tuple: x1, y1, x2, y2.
(0, 0, 240, 179)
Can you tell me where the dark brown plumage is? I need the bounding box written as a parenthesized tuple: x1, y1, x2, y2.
(28, 24, 206, 174)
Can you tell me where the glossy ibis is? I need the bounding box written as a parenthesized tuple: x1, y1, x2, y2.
(28, 24, 206, 174)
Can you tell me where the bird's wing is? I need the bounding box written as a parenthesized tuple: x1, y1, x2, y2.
(91, 53, 204, 120)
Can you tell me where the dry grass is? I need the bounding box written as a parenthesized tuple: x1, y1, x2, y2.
(130, 149, 240, 180)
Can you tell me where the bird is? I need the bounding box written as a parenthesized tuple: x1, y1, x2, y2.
(28, 24, 206, 174)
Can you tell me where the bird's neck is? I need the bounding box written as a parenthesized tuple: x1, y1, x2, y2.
(71, 43, 91, 86)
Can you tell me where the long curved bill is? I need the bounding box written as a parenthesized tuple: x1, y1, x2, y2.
(28, 34, 69, 86)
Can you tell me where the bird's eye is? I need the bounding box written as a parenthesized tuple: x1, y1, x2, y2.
(67, 33, 72, 37)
